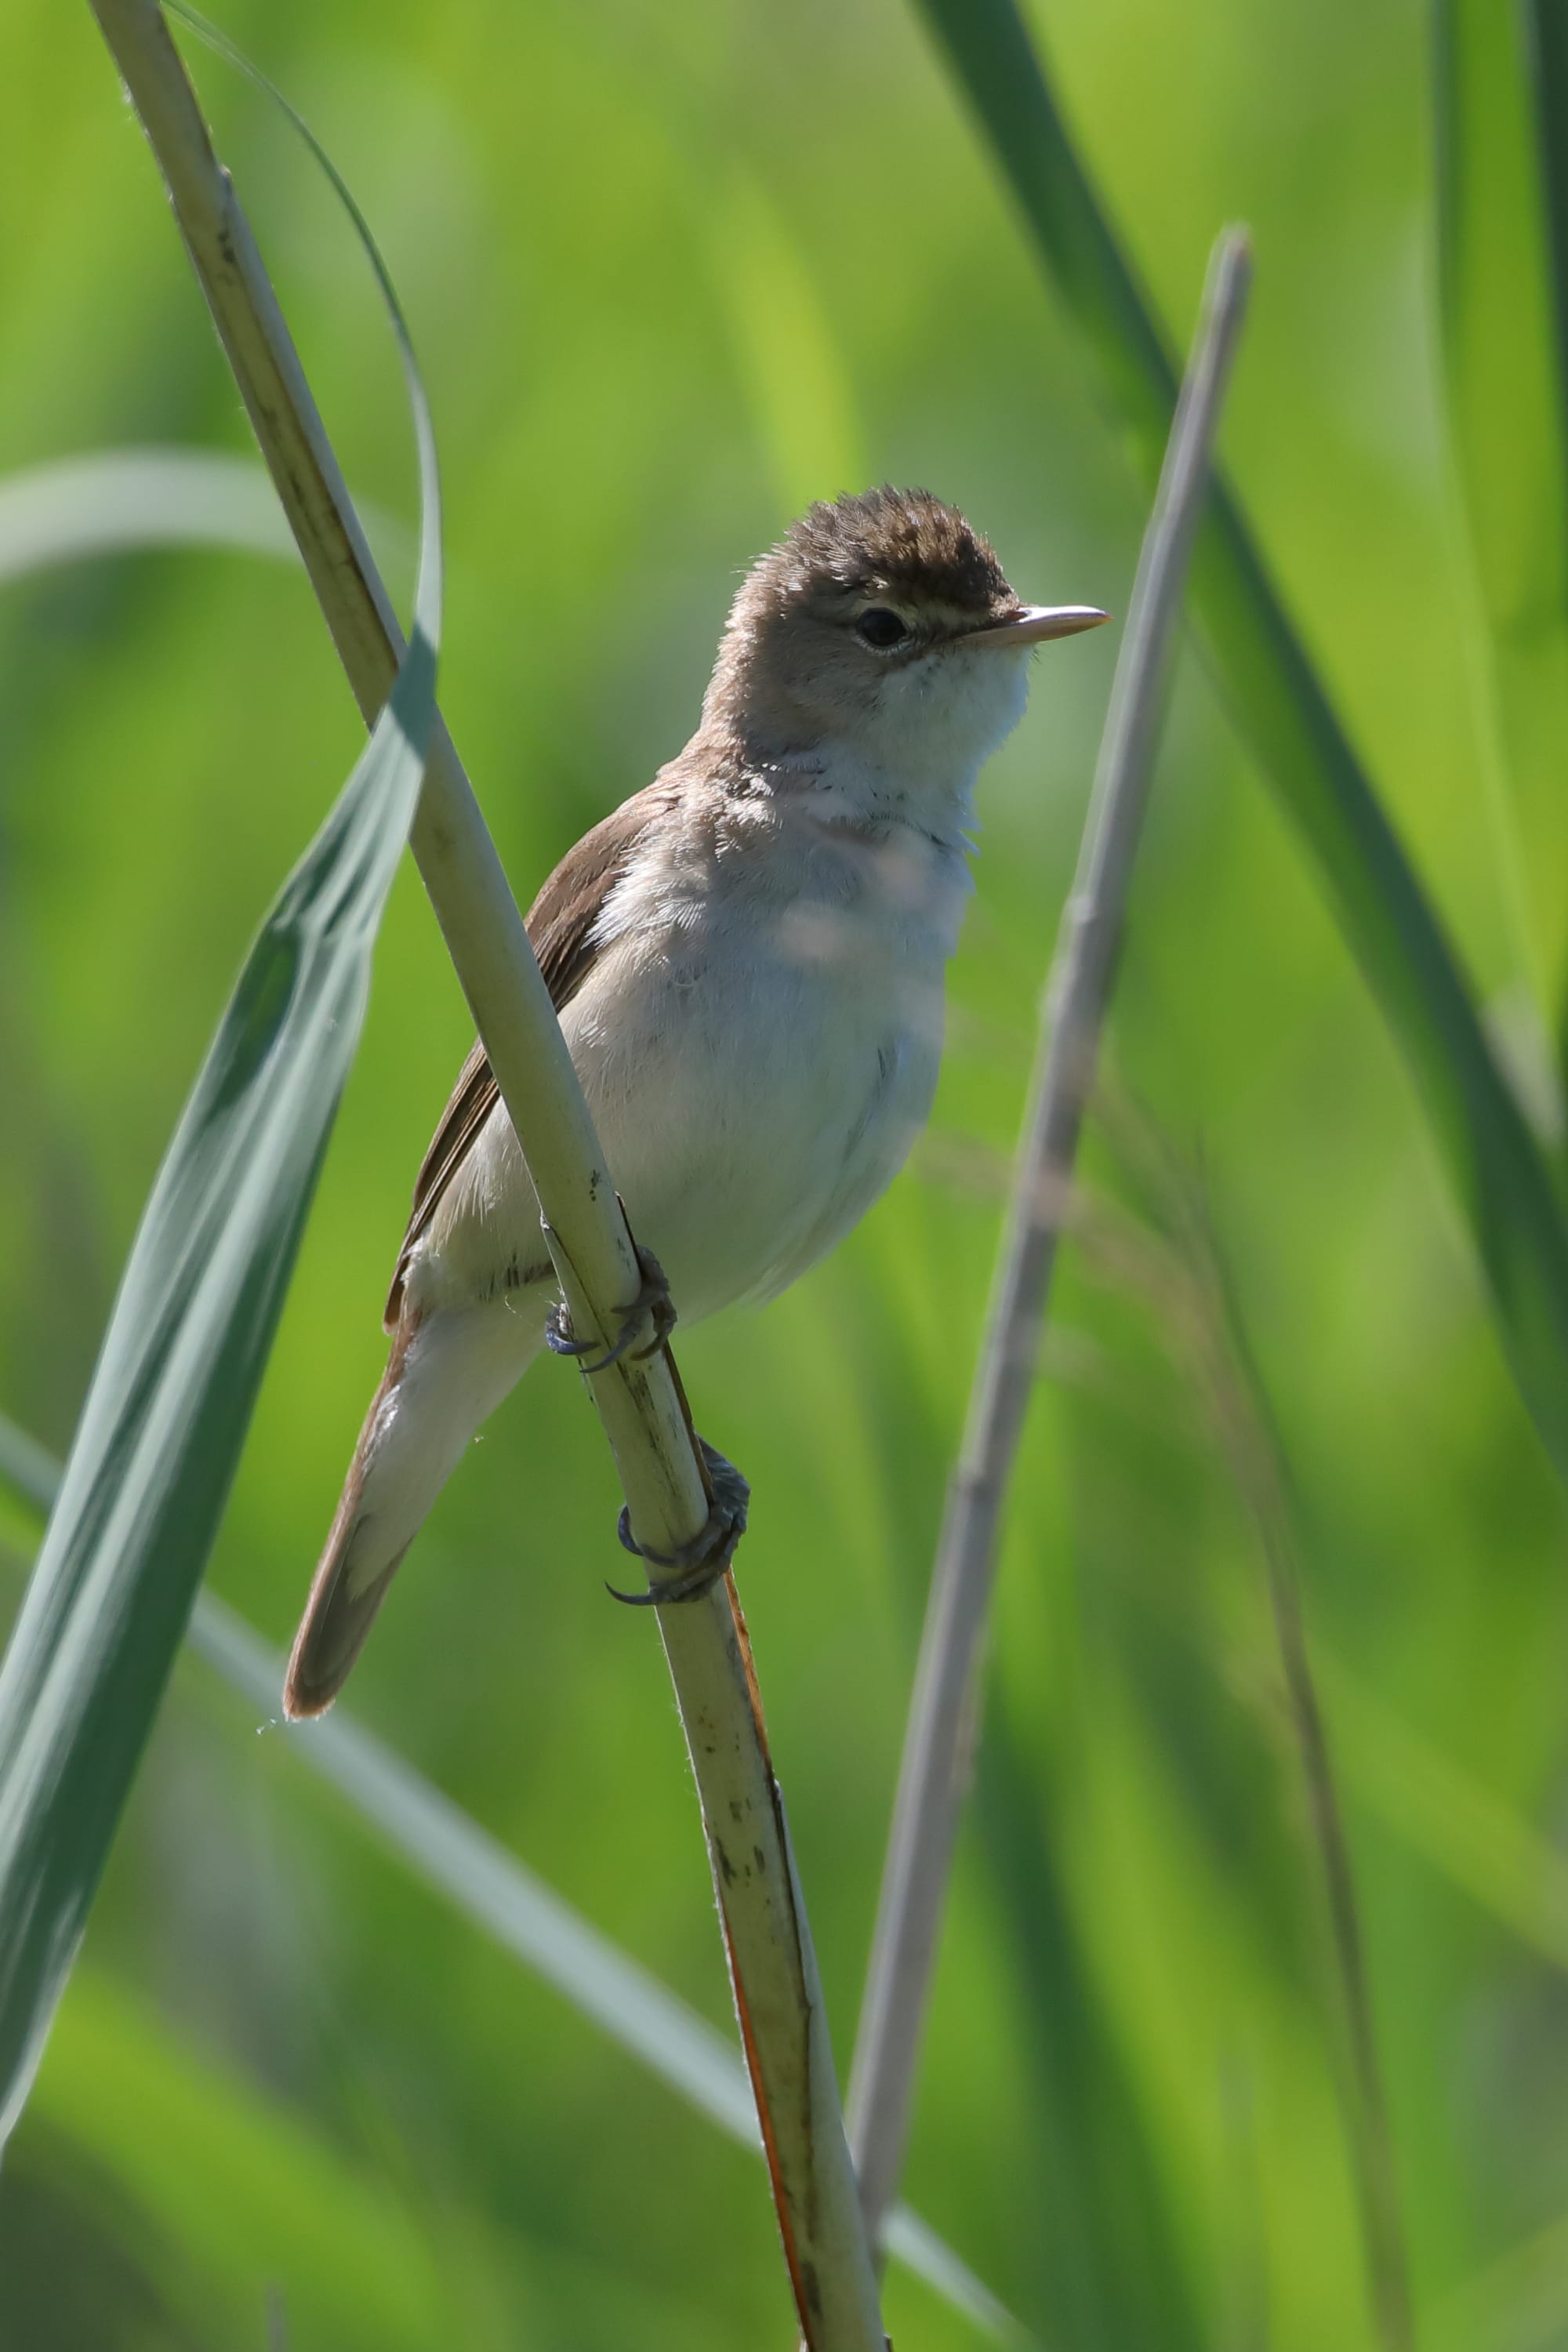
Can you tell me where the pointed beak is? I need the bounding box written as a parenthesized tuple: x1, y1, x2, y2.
(964, 604, 1112, 649)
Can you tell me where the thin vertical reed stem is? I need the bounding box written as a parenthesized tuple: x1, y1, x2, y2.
(87, 7, 882, 2339)
(847, 227, 1253, 2243)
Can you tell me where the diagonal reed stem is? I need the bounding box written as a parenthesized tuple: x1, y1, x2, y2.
(86, 5, 881, 2340)
(0, 1410, 1014, 2343)
(847, 226, 1253, 2244)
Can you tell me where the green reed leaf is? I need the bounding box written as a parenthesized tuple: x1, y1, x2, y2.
(0, 31, 441, 2138)
(913, 0, 1568, 1477)
(1433, 0, 1568, 1025)
(0, 1415, 1019, 2343)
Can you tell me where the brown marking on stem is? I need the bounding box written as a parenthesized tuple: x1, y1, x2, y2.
(722, 1891, 818, 2340)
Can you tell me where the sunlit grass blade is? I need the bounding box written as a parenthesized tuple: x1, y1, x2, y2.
(913, 0, 1568, 1475)
(0, 52, 442, 2139)
(0, 1414, 1020, 2345)
(0, 447, 295, 579)
(1432, 0, 1568, 1026)
(0, 445, 408, 591)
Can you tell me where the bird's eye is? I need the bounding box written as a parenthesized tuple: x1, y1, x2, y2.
(855, 606, 909, 649)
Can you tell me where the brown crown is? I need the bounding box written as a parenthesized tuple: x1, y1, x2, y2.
(752, 485, 1015, 618)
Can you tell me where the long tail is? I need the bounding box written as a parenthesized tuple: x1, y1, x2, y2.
(284, 1300, 544, 1718)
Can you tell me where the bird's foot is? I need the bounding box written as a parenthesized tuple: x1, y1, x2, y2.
(544, 1243, 677, 1374)
(608, 1439, 750, 1606)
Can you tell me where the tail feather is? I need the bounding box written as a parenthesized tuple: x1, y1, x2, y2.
(284, 1299, 544, 1718)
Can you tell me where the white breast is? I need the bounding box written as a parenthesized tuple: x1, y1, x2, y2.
(416, 775, 975, 1329)
(569, 783, 971, 1321)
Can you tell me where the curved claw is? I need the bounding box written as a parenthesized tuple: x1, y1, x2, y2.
(611, 1439, 750, 1606)
(605, 1566, 729, 1607)
(544, 1244, 677, 1375)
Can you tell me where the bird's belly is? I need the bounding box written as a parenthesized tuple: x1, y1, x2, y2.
(564, 928, 943, 1322)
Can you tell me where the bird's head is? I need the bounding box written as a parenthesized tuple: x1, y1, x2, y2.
(706, 485, 1108, 784)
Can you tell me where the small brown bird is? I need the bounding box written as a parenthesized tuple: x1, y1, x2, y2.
(284, 487, 1106, 1717)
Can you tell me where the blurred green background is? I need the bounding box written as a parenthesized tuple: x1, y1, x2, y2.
(4, 1, 1568, 2346)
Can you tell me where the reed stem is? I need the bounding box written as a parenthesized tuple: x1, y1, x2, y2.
(87, 7, 882, 2337)
(848, 225, 1252, 2244)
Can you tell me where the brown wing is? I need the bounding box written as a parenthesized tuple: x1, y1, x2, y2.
(383, 782, 677, 1327)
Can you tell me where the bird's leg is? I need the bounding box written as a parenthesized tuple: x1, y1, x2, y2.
(544, 1242, 677, 1374)
(608, 1438, 750, 1606)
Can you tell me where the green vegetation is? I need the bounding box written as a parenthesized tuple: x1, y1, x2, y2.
(3, 2, 1568, 2346)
